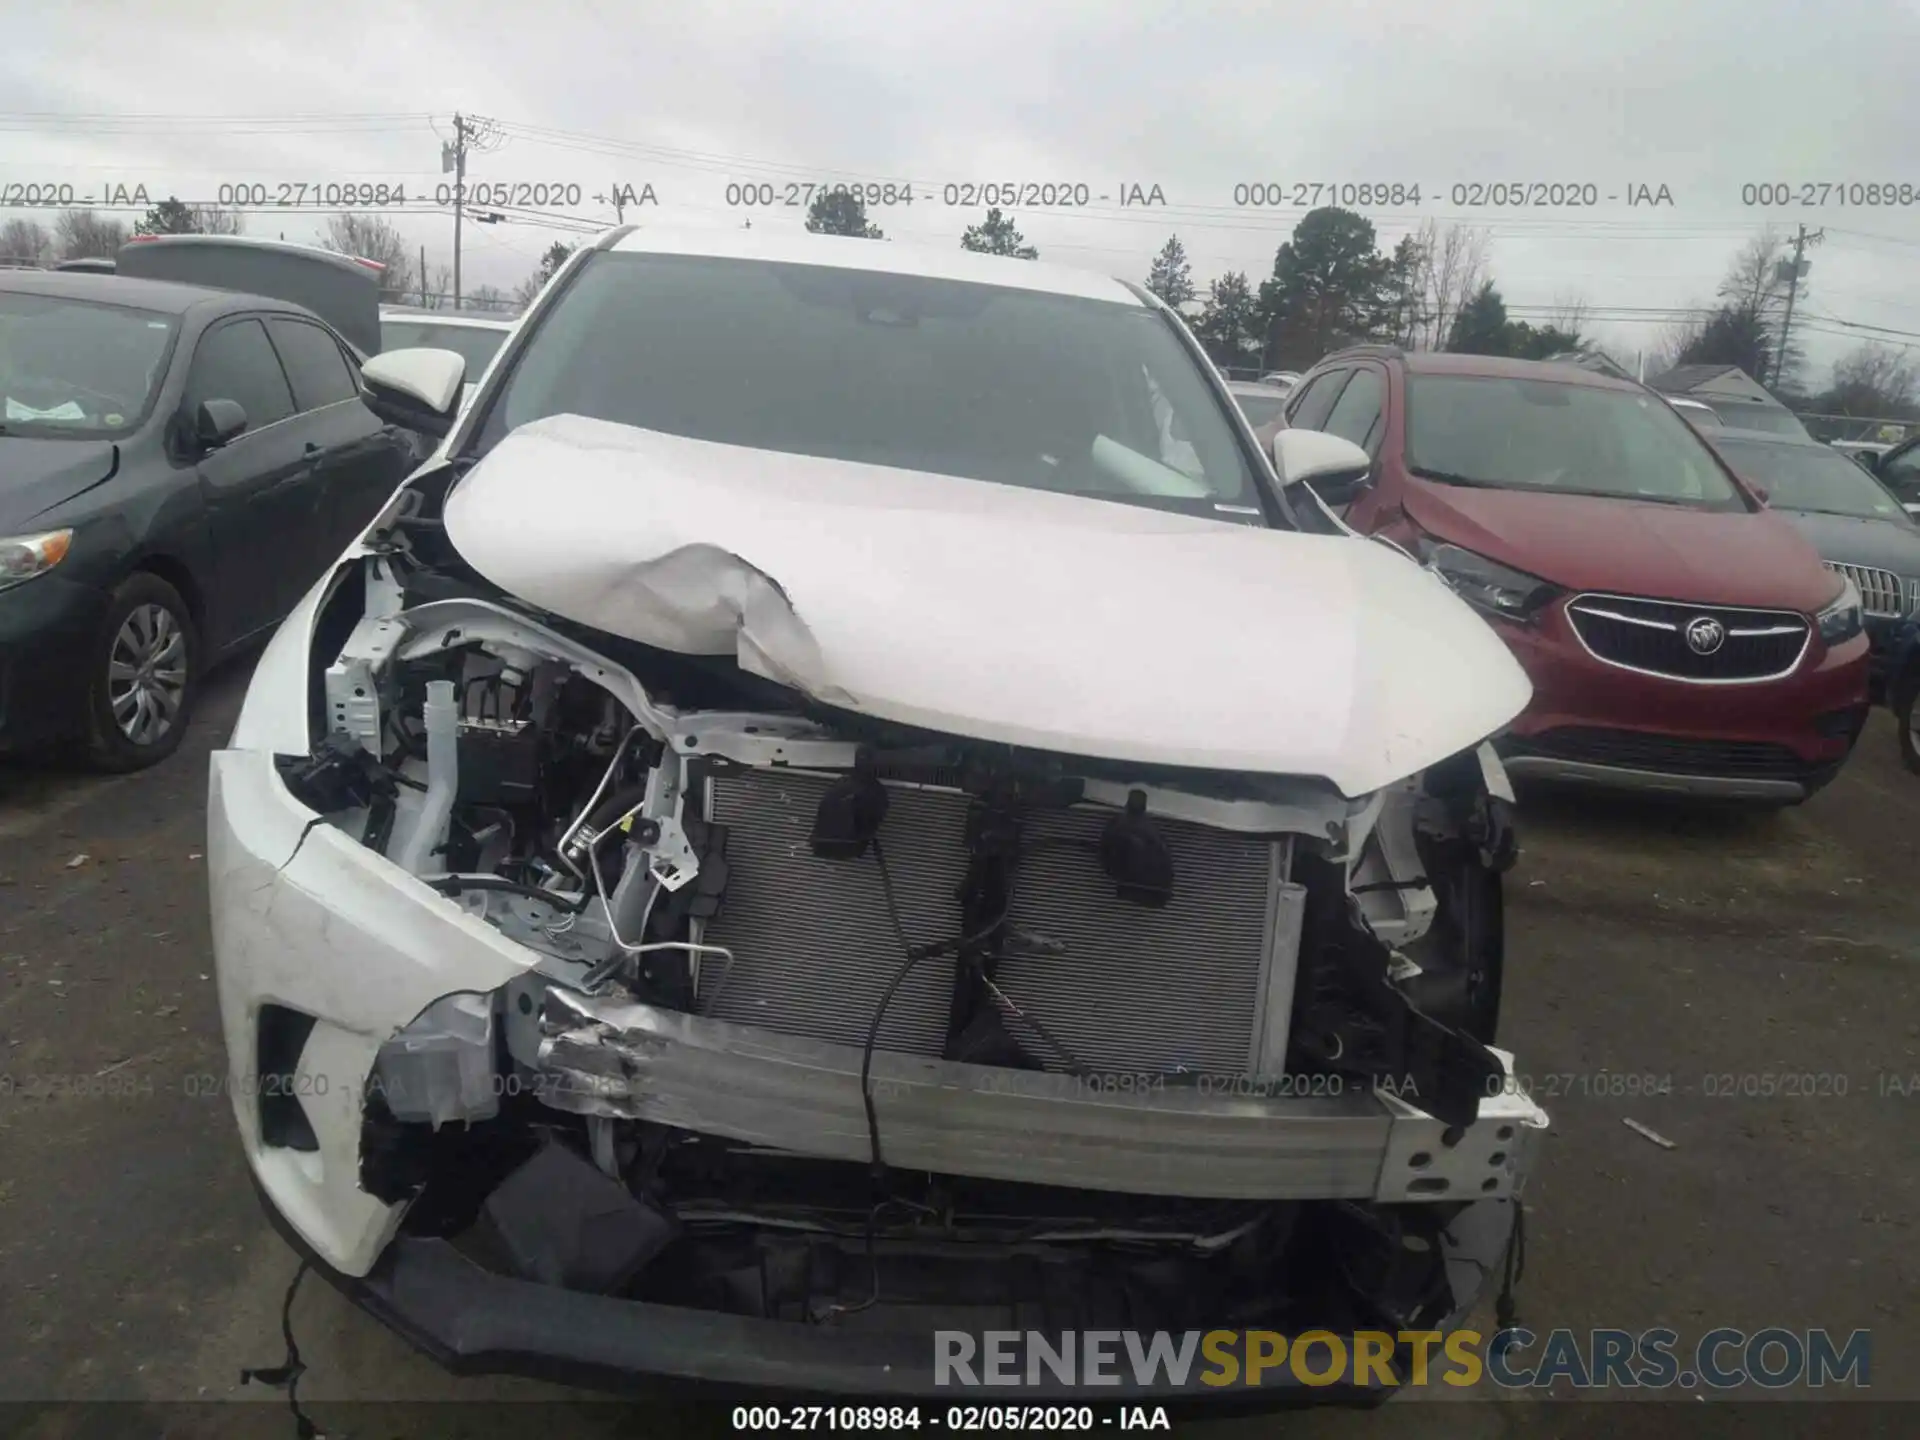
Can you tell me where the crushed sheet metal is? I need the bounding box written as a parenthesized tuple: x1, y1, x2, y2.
(585, 540, 846, 704)
(439, 413, 1532, 795)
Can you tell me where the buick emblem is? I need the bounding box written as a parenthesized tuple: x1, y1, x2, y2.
(1684, 616, 1726, 655)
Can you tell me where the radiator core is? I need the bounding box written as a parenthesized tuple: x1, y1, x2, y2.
(695, 769, 1298, 1077)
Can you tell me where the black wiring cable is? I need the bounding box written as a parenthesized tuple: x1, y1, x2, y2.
(239, 1260, 322, 1438)
(861, 835, 1008, 1177)
(862, 832, 1101, 1176)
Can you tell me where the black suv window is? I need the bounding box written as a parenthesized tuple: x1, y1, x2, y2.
(183, 318, 294, 432)
(1881, 441, 1920, 497)
(266, 317, 358, 411)
(1322, 366, 1385, 452)
(1287, 368, 1351, 431)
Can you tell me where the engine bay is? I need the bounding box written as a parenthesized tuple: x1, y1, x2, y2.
(266, 528, 1541, 1334)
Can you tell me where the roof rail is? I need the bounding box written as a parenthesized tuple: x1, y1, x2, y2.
(1322, 342, 1404, 361)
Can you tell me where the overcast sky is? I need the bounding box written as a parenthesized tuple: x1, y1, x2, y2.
(5, 0, 1919, 381)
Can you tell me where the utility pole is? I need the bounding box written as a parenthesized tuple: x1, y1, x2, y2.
(1773, 224, 1822, 389)
(419, 245, 427, 307)
(613, 184, 624, 225)
(442, 113, 503, 310)
(447, 115, 467, 308)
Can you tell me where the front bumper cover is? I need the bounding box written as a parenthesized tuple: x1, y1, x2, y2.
(212, 741, 1545, 1397)
(255, 1169, 1523, 1404)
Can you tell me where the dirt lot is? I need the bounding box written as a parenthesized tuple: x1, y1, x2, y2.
(1, 657, 1915, 1438)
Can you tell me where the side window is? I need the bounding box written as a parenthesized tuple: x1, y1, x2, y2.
(182, 319, 295, 432)
(1287, 369, 1352, 431)
(1881, 443, 1920, 495)
(265, 317, 358, 411)
(1322, 366, 1385, 453)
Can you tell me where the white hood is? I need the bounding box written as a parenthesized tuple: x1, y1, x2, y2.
(441, 415, 1531, 796)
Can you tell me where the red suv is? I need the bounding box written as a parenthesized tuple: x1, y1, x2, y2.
(1265, 348, 1871, 804)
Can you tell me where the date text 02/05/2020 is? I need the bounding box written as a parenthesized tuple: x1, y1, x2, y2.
(730, 1405, 1167, 1432)
(719, 182, 1169, 208)
(212, 181, 659, 209)
(1228, 181, 1676, 208)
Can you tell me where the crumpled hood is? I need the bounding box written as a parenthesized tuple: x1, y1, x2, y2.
(443, 415, 1531, 796)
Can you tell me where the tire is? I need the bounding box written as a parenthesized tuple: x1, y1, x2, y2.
(1897, 673, 1920, 777)
(81, 572, 200, 772)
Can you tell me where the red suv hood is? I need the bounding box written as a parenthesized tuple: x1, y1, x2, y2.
(1402, 481, 1839, 612)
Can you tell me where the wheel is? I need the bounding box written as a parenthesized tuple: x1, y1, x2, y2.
(1897, 673, 1920, 777)
(81, 572, 200, 772)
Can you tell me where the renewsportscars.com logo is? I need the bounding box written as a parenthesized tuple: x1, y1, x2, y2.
(934, 1328, 1873, 1391)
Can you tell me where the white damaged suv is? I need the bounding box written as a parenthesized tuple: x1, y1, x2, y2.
(208, 226, 1548, 1405)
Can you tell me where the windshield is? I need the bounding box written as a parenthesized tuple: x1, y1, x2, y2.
(471, 252, 1261, 517)
(1714, 438, 1912, 522)
(0, 291, 178, 436)
(382, 320, 510, 375)
(1233, 391, 1288, 429)
(1405, 373, 1746, 509)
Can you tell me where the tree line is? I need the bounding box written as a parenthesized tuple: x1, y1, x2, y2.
(7, 194, 1911, 418)
(1140, 210, 1913, 420)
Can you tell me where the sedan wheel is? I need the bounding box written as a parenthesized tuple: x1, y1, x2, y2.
(108, 603, 189, 745)
(83, 573, 200, 772)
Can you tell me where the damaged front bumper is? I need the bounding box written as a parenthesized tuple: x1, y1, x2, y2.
(257, 1177, 1526, 1403)
(211, 742, 1547, 1399)
(531, 986, 1545, 1206)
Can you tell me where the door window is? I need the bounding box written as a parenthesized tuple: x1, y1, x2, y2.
(266, 317, 358, 411)
(1286, 369, 1351, 431)
(183, 319, 295, 432)
(1880, 442, 1920, 500)
(1322, 366, 1385, 453)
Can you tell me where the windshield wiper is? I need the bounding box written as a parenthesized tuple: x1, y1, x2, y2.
(1408, 465, 1501, 487)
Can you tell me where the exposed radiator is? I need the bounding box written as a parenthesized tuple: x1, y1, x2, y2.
(695, 769, 1303, 1078)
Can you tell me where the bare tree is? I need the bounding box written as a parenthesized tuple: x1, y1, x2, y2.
(1715, 229, 1804, 386)
(1649, 307, 1713, 377)
(1409, 220, 1491, 350)
(1548, 295, 1589, 339)
(0, 216, 53, 268)
(53, 208, 128, 261)
(417, 263, 454, 308)
(467, 283, 512, 313)
(319, 213, 416, 302)
(1720, 228, 1792, 319)
(1819, 343, 1920, 418)
(511, 272, 546, 310)
(189, 205, 246, 235)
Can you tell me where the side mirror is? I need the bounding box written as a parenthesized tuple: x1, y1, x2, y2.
(360, 347, 466, 438)
(1271, 429, 1373, 504)
(1747, 481, 1770, 506)
(194, 398, 248, 449)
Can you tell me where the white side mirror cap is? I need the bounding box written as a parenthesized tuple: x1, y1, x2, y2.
(1271, 428, 1372, 491)
(361, 347, 467, 437)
